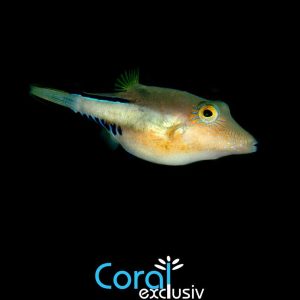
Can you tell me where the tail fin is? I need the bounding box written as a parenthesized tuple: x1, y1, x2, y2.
(30, 85, 78, 110)
(30, 85, 148, 130)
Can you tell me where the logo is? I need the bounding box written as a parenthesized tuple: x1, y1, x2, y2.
(95, 256, 205, 299)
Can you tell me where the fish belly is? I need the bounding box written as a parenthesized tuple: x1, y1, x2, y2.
(118, 129, 197, 165)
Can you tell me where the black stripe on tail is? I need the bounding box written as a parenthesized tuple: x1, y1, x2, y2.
(81, 92, 130, 103)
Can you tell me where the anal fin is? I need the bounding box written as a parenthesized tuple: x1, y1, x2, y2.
(99, 127, 119, 151)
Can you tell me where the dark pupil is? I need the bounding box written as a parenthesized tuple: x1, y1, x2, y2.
(203, 109, 213, 117)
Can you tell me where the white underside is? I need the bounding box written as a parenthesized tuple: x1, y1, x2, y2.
(120, 141, 230, 165)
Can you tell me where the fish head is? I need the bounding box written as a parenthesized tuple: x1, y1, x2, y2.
(186, 100, 257, 160)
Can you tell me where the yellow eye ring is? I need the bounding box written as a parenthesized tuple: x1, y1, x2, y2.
(191, 103, 219, 124)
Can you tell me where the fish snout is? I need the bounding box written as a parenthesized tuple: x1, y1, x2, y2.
(230, 133, 257, 154)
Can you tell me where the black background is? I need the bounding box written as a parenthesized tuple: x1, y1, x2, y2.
(8, 3, 281, 300)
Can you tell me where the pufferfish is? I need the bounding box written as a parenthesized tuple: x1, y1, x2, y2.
(30, 70, 257, 165)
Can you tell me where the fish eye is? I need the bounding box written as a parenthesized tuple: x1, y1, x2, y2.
(203, 109, 213, 117)
(198, 104, 219, 123)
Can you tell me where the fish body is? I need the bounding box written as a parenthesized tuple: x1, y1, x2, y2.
(30, 71, 257, 165)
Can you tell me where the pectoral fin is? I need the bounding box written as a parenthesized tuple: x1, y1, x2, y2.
(166, 123, 185, 139)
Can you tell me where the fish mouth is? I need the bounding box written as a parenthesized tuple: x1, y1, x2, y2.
(249, 137, 258, 153)
(249, 141, 258, 153)
(230, 139, 258, 154)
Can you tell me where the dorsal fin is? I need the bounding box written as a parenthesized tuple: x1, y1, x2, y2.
(115, 69, 139, 91)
